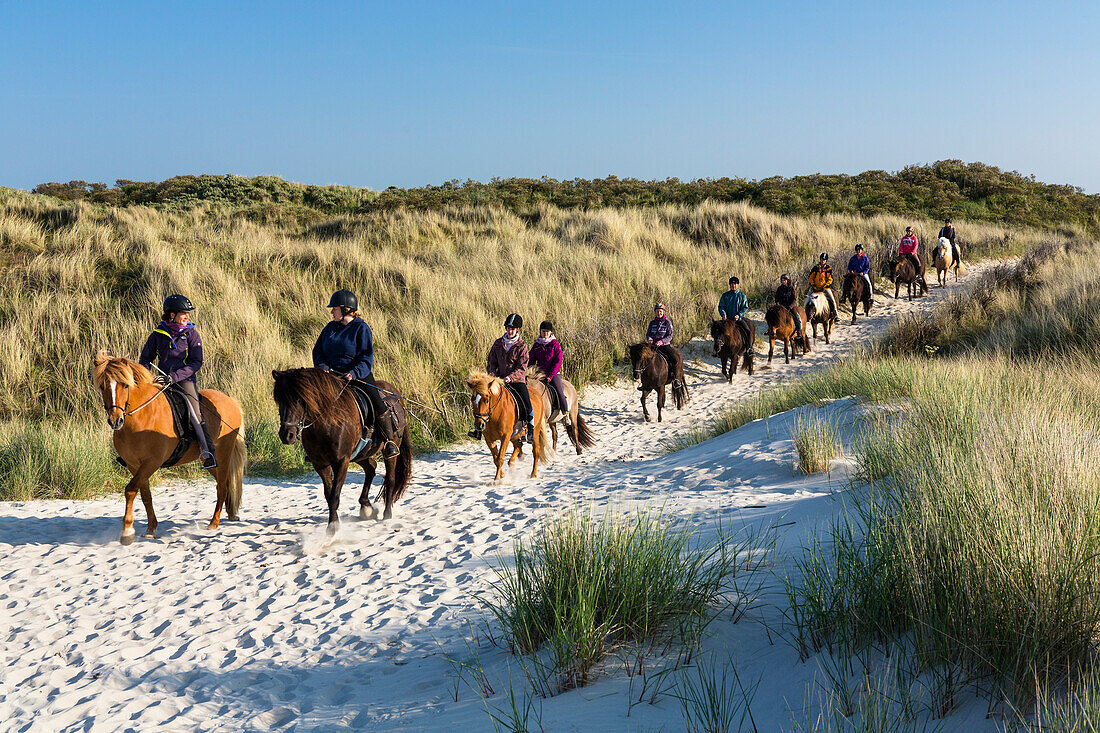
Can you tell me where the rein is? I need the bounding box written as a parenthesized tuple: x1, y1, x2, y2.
(104, 382, 171, 418)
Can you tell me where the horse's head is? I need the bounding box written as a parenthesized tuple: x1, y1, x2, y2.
(710, 321, 728, 356)
(93, 352, 152, 431)
(271, 369, 308, 444)
(466, 372, 502, 433)
(629, 343, 655, 380)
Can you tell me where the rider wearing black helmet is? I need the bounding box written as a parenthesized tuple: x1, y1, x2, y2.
(478, 313, 535, 443)
(138, 294, 217, 469)
(312, 289, 399, 459)
(774, 274, 805, 346)
(938, 218, 962, 269)
(807, 253, 838, 321)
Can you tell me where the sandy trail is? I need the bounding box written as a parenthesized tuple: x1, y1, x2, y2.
(0, 266, 992, 731)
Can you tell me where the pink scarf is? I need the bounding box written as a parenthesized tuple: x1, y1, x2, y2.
(502, 333, 520, 352)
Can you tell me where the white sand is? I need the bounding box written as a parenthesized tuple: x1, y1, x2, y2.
(0, 268, 1000, 731)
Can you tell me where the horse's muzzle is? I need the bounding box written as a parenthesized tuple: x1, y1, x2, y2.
(279, 425, 300, 445)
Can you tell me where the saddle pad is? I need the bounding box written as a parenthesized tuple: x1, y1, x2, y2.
(161, 387, 197, 468)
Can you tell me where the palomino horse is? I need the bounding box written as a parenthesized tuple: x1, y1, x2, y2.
(804, 292, 835, 344)
(93, 353, 246, 545)
(710, 319, 754, 382)
(466, 373, 552, 480)
(531, 372, 597, 454)
(892, 257, 929, 301)
(765, 304, 810, 364)
(272, 368, 413, 533)
(841, 272, 873, 324)
(629, 343, 688, 422)
(933, 236, 959, 287)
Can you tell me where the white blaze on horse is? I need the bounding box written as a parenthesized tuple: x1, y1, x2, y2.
(933, 236, 960, 287)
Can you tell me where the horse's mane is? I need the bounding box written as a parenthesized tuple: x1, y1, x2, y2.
(629, 342, 655, 364)
(272, 368, 358, 422)
(93, 351, 152, 389)
(466, 370, 503, 397)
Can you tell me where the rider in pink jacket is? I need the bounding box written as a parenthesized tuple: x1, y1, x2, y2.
(898, 226, 923, 276)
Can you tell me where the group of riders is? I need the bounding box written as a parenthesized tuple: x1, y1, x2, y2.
(135, 220, 962, 466)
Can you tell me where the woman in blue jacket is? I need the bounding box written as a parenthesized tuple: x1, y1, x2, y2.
(312, 290, 398, 459)
(139, 294, 217, 469)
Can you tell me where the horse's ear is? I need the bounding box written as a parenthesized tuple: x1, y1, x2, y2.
(272, 369, 281, 379)
(490, 381, 501, 396)
(94, 351, 110, 367)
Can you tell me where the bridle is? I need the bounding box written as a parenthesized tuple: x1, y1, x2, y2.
(472, 388, 502, 432)
(104, 381, 171, 422)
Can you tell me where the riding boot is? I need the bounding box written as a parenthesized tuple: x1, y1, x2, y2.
(374, 409, 400, 459)
(467, 427, 483, 440)
(198, 418, 218, 469)
(525, 413, 536, 444)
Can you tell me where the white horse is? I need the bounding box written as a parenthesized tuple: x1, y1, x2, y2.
(804, 291, 834, 344)
(933, 236, 959, 287)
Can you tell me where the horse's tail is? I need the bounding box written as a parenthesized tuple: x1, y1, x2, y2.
(391, 421, 413, 502)
(573, 412, 597, 449)
(225, 431, 246, 520)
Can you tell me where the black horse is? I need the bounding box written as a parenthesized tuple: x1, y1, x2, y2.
(629, 343, 688, 422)
(272, 368, 413, 534)
(710, 319, 754, 382)
(841, 272, 873, 324)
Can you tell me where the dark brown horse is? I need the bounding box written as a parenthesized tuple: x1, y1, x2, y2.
(710, 319, 754, 382)
(765, 305, 810, 364)
(841, 272, 873, 324)
(272, 368, 413, 533)
(891, 257, 929, 301)
(629, 343, 687, 422)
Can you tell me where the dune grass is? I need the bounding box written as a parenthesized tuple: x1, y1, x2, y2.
(480, 507, 753, 694)
(792, 416, 841, 474)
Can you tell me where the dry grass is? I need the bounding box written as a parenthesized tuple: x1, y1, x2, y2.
(0, 188, 1070, 491)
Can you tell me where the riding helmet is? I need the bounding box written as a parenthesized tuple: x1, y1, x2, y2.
(504, 313, 523, 329)
(654, 303, 666, 311)
(945, 218, 952, 224)
(539, 320, 553, 332)
(819, 252, 828, 261)
(729, 276, 739, 284)
(780, 273, 790, 281)
(327, 289, 358, 310)
(854, 244, 864, 251)
(163, 294, 195, 313)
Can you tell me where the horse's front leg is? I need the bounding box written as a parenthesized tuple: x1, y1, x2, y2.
(139, 481, 157, 539)
(319, 460, 348, 536)
(641, 389, 651, 422)
(550, 422, 559, 452)
(768, 336, 775, 364)
(359, 458, 378, 520)
(784, 337, 791, 364)
(120, 462, 156, 545)
(490, 439, 506, 481)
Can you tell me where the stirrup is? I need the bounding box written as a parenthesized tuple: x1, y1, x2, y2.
(200, 450, 218, 470)
(382, 440, 400, 459)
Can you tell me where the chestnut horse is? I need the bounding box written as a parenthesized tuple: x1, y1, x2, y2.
(93, 353, 246, 545)
(629, 343, 688, 422)
(933, 236, 959, 287)
(765, 305, 810, 364)
(841, 272, 873, 324)
(466, 373, 552, 480)
(710, 319, 754, 382)
(531, 372, 597, 454)
(892, 257, 929, 300)
(272, 368, 413, 533)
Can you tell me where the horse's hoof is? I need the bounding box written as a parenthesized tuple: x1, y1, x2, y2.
(359, 505, 377, 521)
(227, 514, 239, 522)
(145, 531, 158, 540)
(119, 531, 135, 546)
(205, 522, 218, 531)
(383, 508, 393, 520)
(326, 522, 339, 537)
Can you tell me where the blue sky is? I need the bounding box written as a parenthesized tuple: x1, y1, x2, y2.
(2, 1, 1097, 191)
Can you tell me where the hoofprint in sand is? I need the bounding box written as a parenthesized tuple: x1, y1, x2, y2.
(0, 266, 998, 731)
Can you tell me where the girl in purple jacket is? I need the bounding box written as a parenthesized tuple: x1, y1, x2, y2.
(645, 303, 682, 390)
(528, 320, 568, 413)
(138, 294, 217, 468)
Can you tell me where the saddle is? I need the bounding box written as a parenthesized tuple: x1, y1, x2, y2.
(347, 380, 404, 458)
(504, 383, 531, 440)
(545, 383, 565, 417)
(161, 387, 207, 468)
